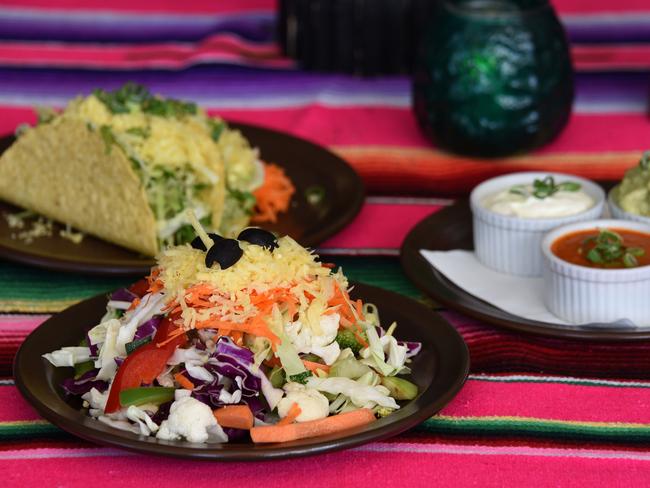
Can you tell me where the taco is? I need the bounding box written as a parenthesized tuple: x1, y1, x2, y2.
(0, 83, 294, 256)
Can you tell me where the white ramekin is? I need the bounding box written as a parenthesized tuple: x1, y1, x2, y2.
(470, 172, 605, 277)
(542, 219, 650, 326)
(608, 185, 650, 224)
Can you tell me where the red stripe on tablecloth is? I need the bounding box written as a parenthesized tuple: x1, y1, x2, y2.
(573, 45, 650, 71)
(0, 36, 289, 70)
(0, 1, 274, 14)
(0, 42, 642, 72)
(446, 311, 650, 379)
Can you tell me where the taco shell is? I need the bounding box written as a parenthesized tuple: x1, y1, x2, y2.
(0, 118, 159, 256)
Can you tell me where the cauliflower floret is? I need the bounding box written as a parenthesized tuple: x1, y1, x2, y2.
(277, 382, 329, 422)
(284, 313, 341, 365)
(156, 396, 228, 443)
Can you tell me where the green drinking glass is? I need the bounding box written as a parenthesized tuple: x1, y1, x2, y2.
(412, 0, 574, 157)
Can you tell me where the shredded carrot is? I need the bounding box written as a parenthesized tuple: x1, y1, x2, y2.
(277, 402, 302, 426)
(251, 163, 295, 224)
(251, 409, 376, 443)
(127, 297, 141, 312)
(213, 405, 255, 430)
(302, 360, 330, 374)
(174, 373, 195, 390)
(156, 327, 186, 347)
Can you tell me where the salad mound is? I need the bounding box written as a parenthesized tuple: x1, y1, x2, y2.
(44, 225, 421, 444)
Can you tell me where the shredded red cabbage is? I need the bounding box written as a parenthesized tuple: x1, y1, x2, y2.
(133, 316, 161, 341)
(110, 288, 138, 302)
(60, 370, 108, 396)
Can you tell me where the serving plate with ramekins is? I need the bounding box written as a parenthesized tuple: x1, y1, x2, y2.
(401, 176, 650, 341)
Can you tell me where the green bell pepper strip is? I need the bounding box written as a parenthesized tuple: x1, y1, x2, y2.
(119, 387, 176, 407)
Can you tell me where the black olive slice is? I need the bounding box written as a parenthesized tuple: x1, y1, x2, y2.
(205, 238, 242, 269)
(237, 228, 278, 251)
(191, 233, 224, 251)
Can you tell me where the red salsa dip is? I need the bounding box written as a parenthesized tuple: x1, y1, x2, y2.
(551, 228, 650, 269)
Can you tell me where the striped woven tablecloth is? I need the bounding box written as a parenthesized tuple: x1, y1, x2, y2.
(3, 1, 650, 486)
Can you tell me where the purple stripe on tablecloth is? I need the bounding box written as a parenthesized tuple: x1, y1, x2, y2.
(0, 68, 647, 114)
(564, 15, 650, 44)
(0, 10, 276, 43)
(0, 67, 410, 105)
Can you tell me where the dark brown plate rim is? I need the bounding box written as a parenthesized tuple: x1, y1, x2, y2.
(14, 282, 469, 461)
(400, 199, 650, 341)
(0, 122, 364, 276)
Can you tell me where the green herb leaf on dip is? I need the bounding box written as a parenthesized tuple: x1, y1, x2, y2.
(582, 229, 645, 268)
(509, 176, 581, 199)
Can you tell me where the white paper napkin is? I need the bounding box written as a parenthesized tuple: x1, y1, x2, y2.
(419, 249, 639, 329)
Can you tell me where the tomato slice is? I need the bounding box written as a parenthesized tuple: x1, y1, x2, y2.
(128, 279, 150, 298)
(104, 316, 187, 413)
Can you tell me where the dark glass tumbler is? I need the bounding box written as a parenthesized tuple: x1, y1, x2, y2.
(412, 0, 574, 157)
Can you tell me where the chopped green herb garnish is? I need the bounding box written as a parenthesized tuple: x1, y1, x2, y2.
(141, 97, 197, 118)
(209, 119, 226, 142)
(510, 176, 581, 199)
(94, 82, 197, 118)
(289, 371, 313, 385)
(229, 189, 256, 215)
(35, 106, 57, 125)
(582, 229, 645, 268)
(99, 125, 117, 155)
(305, 185, 326, 205)
(640, 151, 650, 171)
(125, 126, 150, 138)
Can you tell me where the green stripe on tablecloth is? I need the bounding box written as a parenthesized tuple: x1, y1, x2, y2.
(0, 420, 67, 440)
(0, 257, 423, 313)
(5, 415, 650, 444)
(0, 261, 131, 313)
(418, 416, 650, 443)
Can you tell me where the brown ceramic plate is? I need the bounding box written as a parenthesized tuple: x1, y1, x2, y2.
(14, 282, 469, 460)
(0, 122, 364, 276)
(400, 199, 650, 341)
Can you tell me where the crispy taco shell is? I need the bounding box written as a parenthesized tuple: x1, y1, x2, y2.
(0, 118, 159, 256)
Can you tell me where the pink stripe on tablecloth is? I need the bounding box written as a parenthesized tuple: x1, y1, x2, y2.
(3, 447, 650, 487)
(0, 385, 42, 422)
(439, 379, 650, 424)
(0, 36, 290, 70)
(319, 202, 442, 251)
(2, 0, 650, 16)
(551, 0, 650, 14)
(5, 378, 650, 424)
(3, 106, 650, 154)
(0, 0, 274, 14)
(0, 315, 48, 333)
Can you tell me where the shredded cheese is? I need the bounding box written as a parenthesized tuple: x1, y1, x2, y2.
(156, 236, 348, 333)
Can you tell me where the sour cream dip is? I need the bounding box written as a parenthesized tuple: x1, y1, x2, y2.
(482, 185, 595, 219)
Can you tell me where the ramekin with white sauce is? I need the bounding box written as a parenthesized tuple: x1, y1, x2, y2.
(470, 172, 605, 276)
